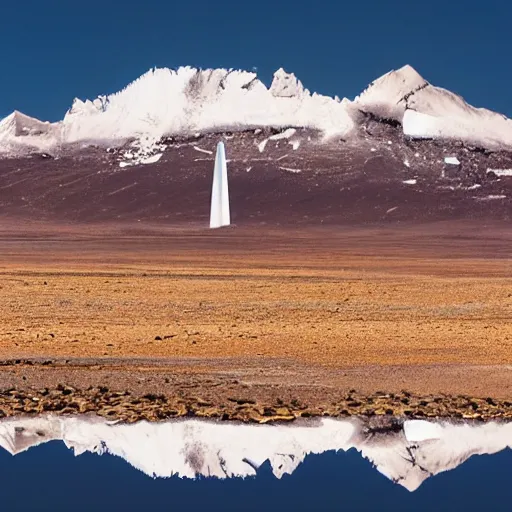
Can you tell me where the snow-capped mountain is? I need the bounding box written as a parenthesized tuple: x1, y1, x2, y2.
(1, 415, 510, 491)
(2, 65, 512, 156)
(0, 66, 355, 156)
(0, 111, 58, 155)
(355, 65, 512, 149)
(0, 65, 510, 225)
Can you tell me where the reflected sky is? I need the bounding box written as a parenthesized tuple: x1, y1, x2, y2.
(0, 416, 510, 511)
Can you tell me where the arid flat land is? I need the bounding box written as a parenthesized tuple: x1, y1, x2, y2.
(0, 220, 511, 420)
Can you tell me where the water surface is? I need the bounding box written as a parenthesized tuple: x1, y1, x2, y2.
(0, 415, 510, 511)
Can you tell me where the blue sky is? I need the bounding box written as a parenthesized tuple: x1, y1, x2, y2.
(1, 0, 510, 121)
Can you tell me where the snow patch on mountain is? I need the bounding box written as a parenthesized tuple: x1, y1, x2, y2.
(118, 134, 167, 168)
(404, 108, 512, 150)
(280, 166, 302, 174)
(488, 168, 512, 177)
(445, 156, 461, 165)
(193, 146, 213, 155)
(257, 128, 298, 154)
(270, 127, 297, 140)
(477, 194, 507, 200)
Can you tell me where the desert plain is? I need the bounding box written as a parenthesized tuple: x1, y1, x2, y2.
(0, 219, 510, 421)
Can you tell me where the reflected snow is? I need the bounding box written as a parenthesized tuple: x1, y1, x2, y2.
(1, 415, 511, 492)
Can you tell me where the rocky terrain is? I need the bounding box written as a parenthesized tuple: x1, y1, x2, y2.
(0, 127, 511, 225)
(0, 228, 510, 410)
(0, 381, 511, 424)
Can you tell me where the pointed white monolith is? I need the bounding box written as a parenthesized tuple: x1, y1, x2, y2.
(209, 141, 230, 228)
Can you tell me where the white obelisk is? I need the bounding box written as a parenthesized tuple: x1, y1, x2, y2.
(209, 141, 230, 228)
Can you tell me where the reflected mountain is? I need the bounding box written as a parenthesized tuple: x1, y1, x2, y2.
(0, 415, 510, 492)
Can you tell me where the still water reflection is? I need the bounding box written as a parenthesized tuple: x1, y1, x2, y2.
(0, 415, 510, 511)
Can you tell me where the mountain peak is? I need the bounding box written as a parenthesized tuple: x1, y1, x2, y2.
(354, 64, 429, 121)
(0, 110, 52, 140)
(270, 68, 307, 98)
(393, 64, 426, 83)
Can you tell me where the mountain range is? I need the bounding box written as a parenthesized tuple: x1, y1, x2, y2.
(0, 65, 510, 225)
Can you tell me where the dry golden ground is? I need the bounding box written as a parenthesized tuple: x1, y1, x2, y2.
(0, 223, 511, 371)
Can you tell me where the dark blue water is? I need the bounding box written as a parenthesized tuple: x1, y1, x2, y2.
(0, 444, 510, 512)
